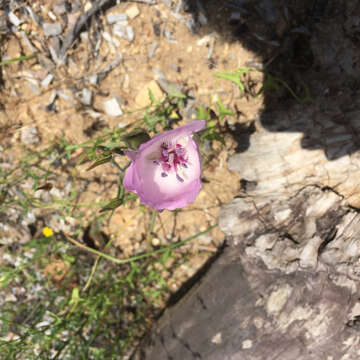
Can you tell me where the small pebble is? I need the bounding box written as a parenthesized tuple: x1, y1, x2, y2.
(81, 88, 93, 106)
(21, 127, 40, 145)
(104, 97, 123, 117)
(123, 73, 130, 89)
(88, 74, 98, 85)
(126, 5, 140, 20)
(25, 6, 41, 26)
(48, 10, 57, 21)
(84, 1, 92, 12)
(113, 24, 126, 38)
(151, 238, 161, 246)
(126, 26, 134, 42)
(28, 82, 40, 95)
(48, 45, 60, 64)
(198, 12, 208, 25)
(80, 32, 89, 43)
(107, 13, 127, 25)
(197, 34, 212, 46)
(148, 41, 158, 58)
(43, 22, 62, 37)
(53, 2, 67, 15)
(20, 31, 36, 52)
(8, 12, 21, 27)
(152, 67, 166, 80)
(103, 31, 120, 47)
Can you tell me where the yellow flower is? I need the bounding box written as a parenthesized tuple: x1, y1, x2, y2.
(42, 227, 54, 237)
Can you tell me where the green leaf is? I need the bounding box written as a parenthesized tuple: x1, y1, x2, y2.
(148, 89, 156, 104)
(70, 287, 80, 303)
(87, 155, 112, 171)
(216, 68, 251, 93)
(100, 198, 123, 212)
(196, 106, 210, 121)
(217, 99, 234, 122)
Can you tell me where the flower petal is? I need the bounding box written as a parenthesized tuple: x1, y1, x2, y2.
(123, 120, 206, 210)
(137, 120, 206, 154)
(124, 149, 137, 161)
(123, 163, 138, 192)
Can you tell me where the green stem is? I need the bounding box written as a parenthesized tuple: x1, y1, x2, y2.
(0, 54, 36, 66)
(147, 209, 157, 243)
(66, 224, 217, 264)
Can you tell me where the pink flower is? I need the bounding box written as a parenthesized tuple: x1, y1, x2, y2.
(123, 120, 206, 210)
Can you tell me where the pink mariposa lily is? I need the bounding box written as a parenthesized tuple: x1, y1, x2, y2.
(123, 120, 205, 210)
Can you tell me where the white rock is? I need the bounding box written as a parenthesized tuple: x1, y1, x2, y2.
(104, 97, 123, 117)
(41, 74, 54, 88)
(151, 237, 161, 246)
(148, 41, 158, 58)
(53, 2, 67, 15)
(107, 13, 127, 24)
(43, 22, 62, 37)
(197, 34, 212, 46)
(126, 26, 134, 42)
(125, 5, 140, 20)
(21, 127, 39, 145)
(122, 73, 130, 89)
(81, 88, 93, 105)
(103, 31, 120, 47)
(88, 74, 98, 85)
(113, 24, 126, 38)
(8, 12, 21, 27)
(48, 10, 57, 21)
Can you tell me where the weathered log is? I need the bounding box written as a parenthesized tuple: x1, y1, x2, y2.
(134, 187, 360, 360)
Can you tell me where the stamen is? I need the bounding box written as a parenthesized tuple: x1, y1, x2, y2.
(176, 174, 184, 182)
(154, 142, 189, 181)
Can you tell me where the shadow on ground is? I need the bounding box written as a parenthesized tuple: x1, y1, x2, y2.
(184, 0, 360, 160)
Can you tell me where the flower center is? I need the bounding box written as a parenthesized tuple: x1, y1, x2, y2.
(153, 142, 188, 182)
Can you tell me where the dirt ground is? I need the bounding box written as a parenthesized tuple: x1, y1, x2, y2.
(2, 1, 262, 254)
(0, 0, 265, 295)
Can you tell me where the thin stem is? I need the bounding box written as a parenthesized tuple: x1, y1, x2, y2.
(147, 209, 157, 243)
(149, 209, 157, 234)
(64, 224, 217, 265)
(0, 54, 36, 66)
(82, 238, 113, 292)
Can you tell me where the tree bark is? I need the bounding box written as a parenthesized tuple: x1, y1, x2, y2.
(134, 187, 360, 360)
